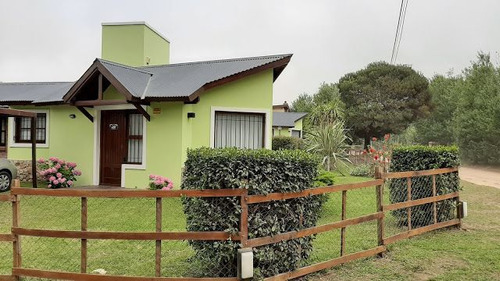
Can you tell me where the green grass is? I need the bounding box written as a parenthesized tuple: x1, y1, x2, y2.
(1, 175, 498, 280)
(310, 181, 500, 281)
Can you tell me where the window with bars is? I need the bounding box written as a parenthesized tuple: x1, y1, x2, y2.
(126, 113, 143, 164)
(214, 111, 265, 149)
(14, 113, 47, 144)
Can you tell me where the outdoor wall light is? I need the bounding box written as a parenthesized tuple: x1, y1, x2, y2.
(187, 112, 196, 118)
(237, 248, 253, 279)
(69, 114, 76, 119)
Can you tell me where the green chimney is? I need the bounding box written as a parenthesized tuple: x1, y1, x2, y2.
(101, 22, 170, 67)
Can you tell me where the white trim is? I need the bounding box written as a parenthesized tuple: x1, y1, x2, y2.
(210, 106, 271, 149)
(93, 105, 147, 187)
(8, 109, 50, 148)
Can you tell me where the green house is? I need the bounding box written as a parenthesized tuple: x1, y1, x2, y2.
(0, 22, 291, 188)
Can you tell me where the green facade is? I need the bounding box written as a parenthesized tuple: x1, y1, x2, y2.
(273, 118, 303, 137)
(7, 22, 278, 189)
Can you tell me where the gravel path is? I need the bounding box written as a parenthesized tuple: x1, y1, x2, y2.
(459, 166, 500, 189)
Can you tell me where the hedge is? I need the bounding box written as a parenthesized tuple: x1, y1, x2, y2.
(272, 136, 304, 150)
(181, 148, 324, 277)
(389, 145, 460, 228)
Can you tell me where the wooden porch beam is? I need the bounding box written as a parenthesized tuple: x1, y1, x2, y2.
(0, 108, 36, 118)
(73, 100, 128, 107)
(77, 107, 94, 123)
(132, 103, 150, 122)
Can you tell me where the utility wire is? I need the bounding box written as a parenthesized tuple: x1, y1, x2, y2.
(390, 0, 409, 64)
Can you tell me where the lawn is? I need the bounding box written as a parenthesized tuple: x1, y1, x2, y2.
(0, 175, 498, 280)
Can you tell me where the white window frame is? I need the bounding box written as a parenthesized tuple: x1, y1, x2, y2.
(210, 106, 271, 149)
(92, 105, 147, 187)
(9, 109, 50, 148)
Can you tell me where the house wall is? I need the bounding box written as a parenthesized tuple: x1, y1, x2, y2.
(7, 106, 95, 186)
(7, 70, 274, 188)
(188, 69, 274, 150)
(272, 119, 304, 138)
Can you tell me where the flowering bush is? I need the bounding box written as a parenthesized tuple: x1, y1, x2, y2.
(148, 175, 174, 190)
(37, 157, 81, 189)
(361, 134, 392, 171)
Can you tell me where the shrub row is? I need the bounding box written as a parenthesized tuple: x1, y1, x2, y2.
(272, 136, 304, 150)
(389, 145, 460, 227)
(181, 148, 324, 277)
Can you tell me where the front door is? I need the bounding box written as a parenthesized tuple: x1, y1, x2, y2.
(100, 110, 128, 186)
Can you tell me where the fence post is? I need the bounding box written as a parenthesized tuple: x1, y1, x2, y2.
(340, 190, 347, 257)
(240, 189, 248, 248)
(375, 166, 385, 257)
(155, 197, 162, 277)
(12, 194, 21, 281)
(81, 197, 87, 273)
(432, 175, 437, 224)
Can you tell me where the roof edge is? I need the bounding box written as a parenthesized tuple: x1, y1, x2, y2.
(101, 21, 170, 43)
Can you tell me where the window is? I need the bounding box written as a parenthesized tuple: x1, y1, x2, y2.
(126, 113, 143, 164)
(291, 129, 302, 138)
(15, 113, 47, 144)
(214, 111, 264, 149)
(0, 117, 7, 146)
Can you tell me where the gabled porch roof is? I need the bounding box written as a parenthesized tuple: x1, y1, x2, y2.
(0, 54, 292, 106)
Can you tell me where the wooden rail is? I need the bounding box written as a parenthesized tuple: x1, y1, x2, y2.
(10, 188, 246, 198)
(5, 166, 460, 281)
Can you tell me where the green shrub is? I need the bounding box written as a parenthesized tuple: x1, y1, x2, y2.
(314, 170, 336, 187)
(181, 148, 324, 277)
(272, 136, 304, 150)
(350, 164, 373, 177)
(389, 145, 460, 228)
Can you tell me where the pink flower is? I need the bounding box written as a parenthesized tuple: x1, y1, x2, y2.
(149, 174, 156, 180)
(73, 170, 82, 176)
(154, 179, 163, 186)
(56, 173, 62, 178)
(60, 178, 66, 183)
(54, 164, 61, 169)
(49, 157, 58, 162)
(166, 183, 173, 190)
(67, 162, 77, 168)
(161, 186, 169, 190)
(58, 159, 65, 165)
(50, 167, 57, 173)
(48, 184, 52, 188)
(49, 176, 56, 181)
(52, 180, 59, 185)
(67, 180, 73, 186)
(37, 158, 45, 163)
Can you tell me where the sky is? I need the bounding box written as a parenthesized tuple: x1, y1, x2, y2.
(0, 0, 499, 104)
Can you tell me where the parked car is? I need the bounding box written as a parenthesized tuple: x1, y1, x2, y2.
(0, 159, 17, 192)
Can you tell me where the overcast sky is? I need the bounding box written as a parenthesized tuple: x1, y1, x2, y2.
(0, 0, 499, 104)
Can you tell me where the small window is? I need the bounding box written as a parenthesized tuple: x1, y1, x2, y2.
(291, 129, 302, 138)
(214, 111, 265, 149)
(126, 113, 143, 164)
(15, 113, 47, 144)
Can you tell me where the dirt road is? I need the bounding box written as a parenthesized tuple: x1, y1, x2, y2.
(459, 166, 500, 189)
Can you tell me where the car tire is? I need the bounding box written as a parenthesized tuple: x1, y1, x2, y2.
(0, 170, 12, 192)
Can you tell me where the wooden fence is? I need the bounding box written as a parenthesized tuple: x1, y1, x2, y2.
(0, 167, 461, 281)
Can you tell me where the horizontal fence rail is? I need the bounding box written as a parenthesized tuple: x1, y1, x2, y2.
(2, 166, 461, 280)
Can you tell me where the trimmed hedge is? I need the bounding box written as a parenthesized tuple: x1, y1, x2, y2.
(181, 148, 324, 277)
(389, 145, 460, 227)
(272, 136, 304, 150)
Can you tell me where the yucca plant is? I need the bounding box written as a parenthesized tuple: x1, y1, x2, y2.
(305, 120, 352, 174)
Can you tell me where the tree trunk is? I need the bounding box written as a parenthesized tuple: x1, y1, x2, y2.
(364, 135, 371, 150)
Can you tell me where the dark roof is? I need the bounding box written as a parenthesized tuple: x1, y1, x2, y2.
(273, 112, 308, 127)
(0, 54, 292, 105)
(0, 82, 73, 104)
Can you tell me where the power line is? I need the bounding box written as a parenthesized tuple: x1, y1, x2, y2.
(390, 0, 409, 64)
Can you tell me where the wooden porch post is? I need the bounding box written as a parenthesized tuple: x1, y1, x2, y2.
(31, 117, 37, 188)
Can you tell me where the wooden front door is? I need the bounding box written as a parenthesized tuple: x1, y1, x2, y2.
(100, 111, 128, 186)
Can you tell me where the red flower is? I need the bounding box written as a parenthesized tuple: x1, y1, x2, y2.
(362, 150, 367, 155)
(369, 147, 376, 153)
(374, 155, 379, 161)
(384, 134, 390, 141)
(372, 137, 377, 141)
